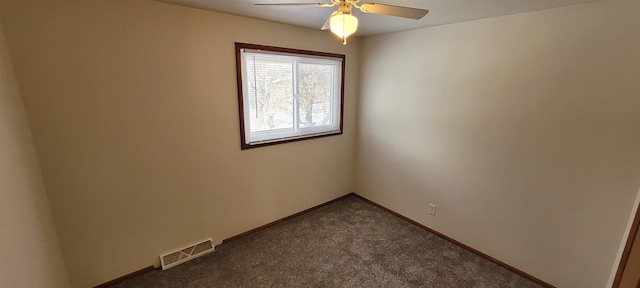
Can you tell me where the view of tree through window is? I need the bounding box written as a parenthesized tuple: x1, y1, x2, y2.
(246, 58, 294, 132)
(236, 43, 345, 149)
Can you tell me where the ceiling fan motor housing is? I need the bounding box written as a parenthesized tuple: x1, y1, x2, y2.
(337, 1, 353, 14)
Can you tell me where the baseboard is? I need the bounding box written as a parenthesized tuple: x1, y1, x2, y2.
(92, 265, 155, 288)
(93, 193, 353, 287)
(352, 193, 556, 288)
(223, 192, 355, 244)
(94, 192, 553, 287)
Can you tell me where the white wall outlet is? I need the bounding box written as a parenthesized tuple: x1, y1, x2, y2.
(428, 204, 437, 216)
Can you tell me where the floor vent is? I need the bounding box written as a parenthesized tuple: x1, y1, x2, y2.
(160, 238, 214, 270)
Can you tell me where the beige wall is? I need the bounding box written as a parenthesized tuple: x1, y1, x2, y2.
(0, 0, 358, 287)
(4, 0, 639, 287)
(0, 22, 71, 288)
(357, 0, 640, 287)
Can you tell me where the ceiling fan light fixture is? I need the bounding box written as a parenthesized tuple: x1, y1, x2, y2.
(329, 13, 358, 43)
(254, 0, 429, 45)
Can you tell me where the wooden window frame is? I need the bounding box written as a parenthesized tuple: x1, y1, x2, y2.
(235, 42, 345, 150)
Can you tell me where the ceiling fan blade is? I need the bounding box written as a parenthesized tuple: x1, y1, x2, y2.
(358, 3, 428, 19)
(254, 2, 334, 8)
(321, 11, 338, 30)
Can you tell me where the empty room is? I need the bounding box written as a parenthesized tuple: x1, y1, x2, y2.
(0, 0, 639, 287)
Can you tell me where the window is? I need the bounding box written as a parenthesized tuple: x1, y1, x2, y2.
(235, 43, 345, 149)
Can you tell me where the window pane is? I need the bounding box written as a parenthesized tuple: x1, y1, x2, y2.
(246, 57, 294, 132)
(298, 63, 334, 128)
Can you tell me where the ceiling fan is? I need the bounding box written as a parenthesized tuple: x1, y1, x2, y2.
(255, 0, 429, 45)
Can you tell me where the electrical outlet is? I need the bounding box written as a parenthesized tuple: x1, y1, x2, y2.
(428, 204, 437, 216)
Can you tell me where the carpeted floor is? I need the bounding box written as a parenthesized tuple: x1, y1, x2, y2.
(110, 194, 544, 287)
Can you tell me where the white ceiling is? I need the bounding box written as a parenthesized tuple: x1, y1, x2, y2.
(155, 0, 597, 36)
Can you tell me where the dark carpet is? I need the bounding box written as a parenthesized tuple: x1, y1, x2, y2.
(110, 194, 543, 287)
